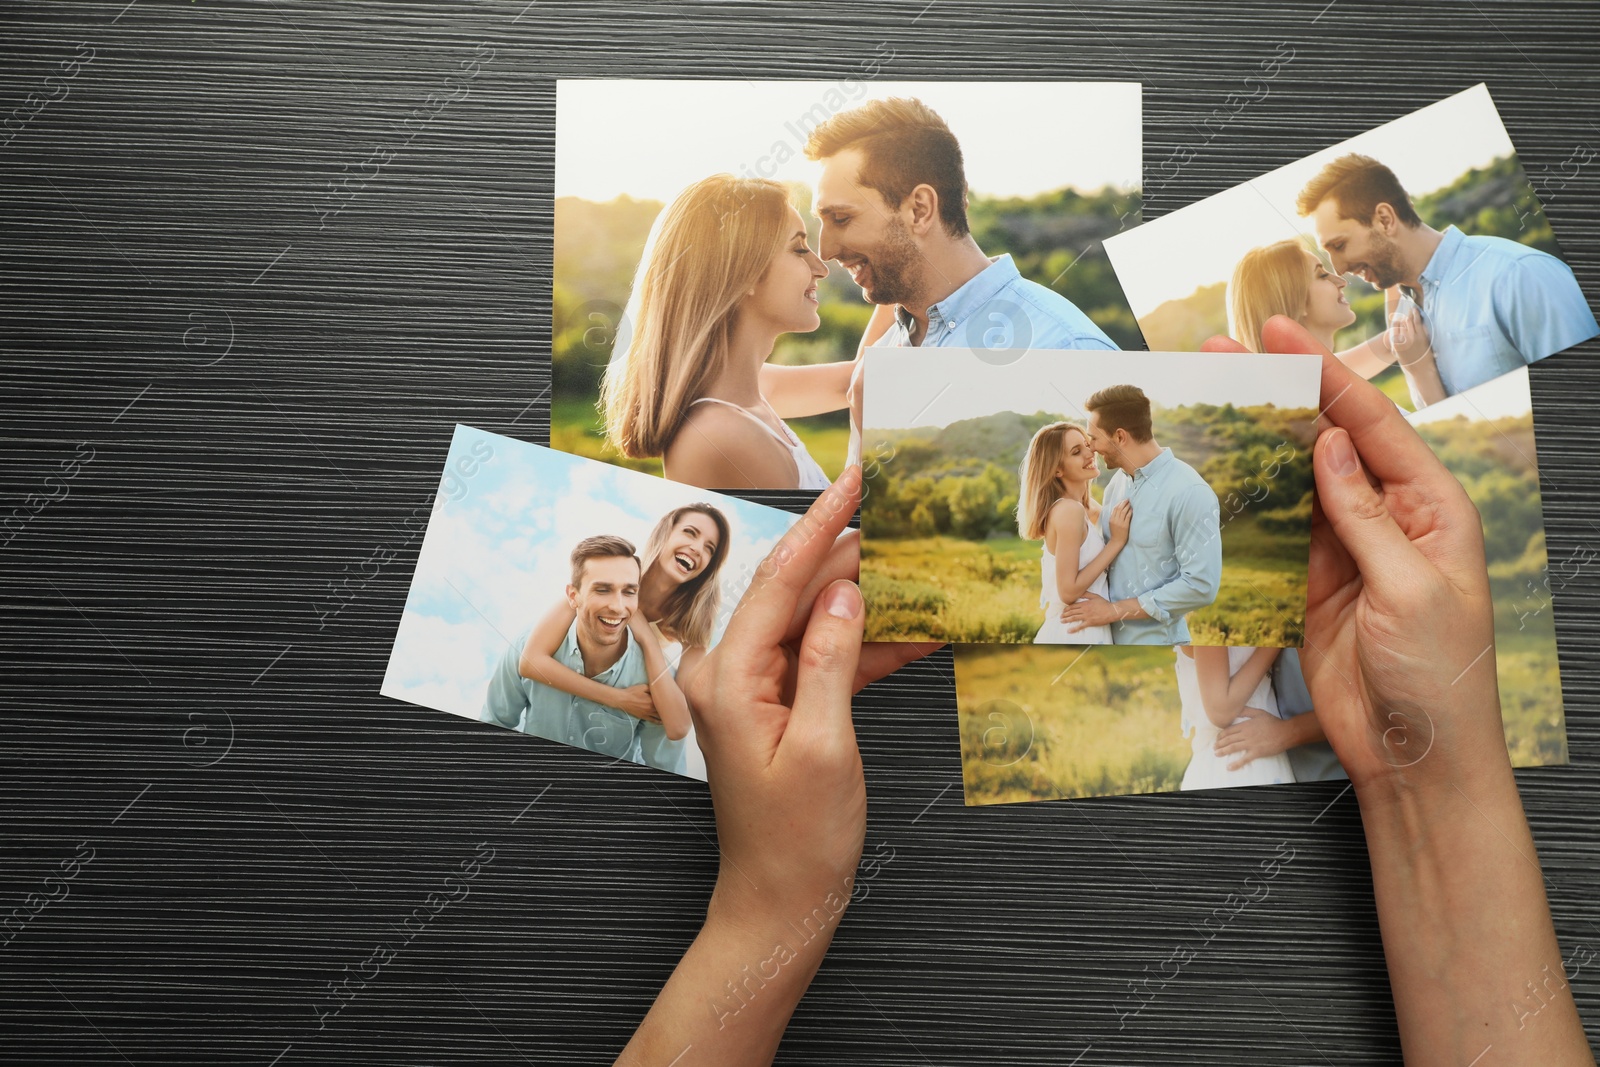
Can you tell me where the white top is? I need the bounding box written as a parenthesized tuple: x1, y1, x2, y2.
(1173, 647, 1294, 790)
(1033, 505, 1112, 645)
(688, 397, 831, 490)
(1040, 510, 1111, 611)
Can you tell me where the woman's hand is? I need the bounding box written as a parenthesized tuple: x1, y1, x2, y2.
(1107, 499, 1133, 547)
(684, 467, 871, 918)
(1211, 316, 1502, 790)
(617, 467, 933, 1066)
(1205, 315, 1591, 1066)
(610, 684, 660, 724)
(1383, 289, 1446, 408)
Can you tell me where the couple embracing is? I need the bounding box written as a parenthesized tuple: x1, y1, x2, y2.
(480, 504, 731, 776)
(1018, 384, 1222, 647)
(601, 96, 1115, 490)
(1017, 387, 1329, 791)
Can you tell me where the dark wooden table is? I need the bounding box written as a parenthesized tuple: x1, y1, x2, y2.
(3, 2, 1597, 1062)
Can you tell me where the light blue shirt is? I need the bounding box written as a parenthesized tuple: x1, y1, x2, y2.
(1410, 225, 1598, 397)
(480, 622, 687, 775)
(849, 254, 1118, 464)
(1098, 447, 1222, 645)
(879, 253, 1117, 352)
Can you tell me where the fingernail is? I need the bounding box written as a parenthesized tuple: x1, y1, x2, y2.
(1325, 428, 1360, 478)
(824, 580, 861, 620)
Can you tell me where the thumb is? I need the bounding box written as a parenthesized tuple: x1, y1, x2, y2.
(1313, 426, 1425, 586)
(787, 579, 865, 741)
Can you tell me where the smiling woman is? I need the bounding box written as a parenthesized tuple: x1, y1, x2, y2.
(512, 502, 732, 741)
(599, 174, 842, 491)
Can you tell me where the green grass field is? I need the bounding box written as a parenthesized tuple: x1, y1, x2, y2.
(862, 513, 1309, 646)
(954, 645, 1191, 804)
(954, 602, 1565, 807)
(550, 397, 850, 482)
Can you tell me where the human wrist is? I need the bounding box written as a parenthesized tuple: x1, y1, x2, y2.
(700, 877, 845, 1013)
(1352, 731, 1521, 848)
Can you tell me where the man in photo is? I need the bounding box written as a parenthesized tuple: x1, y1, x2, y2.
(481, 535, 687, 774)
(792, 96, 1119, 463)
(1299, 152, 1598, 398)
(1060, 384, 1222, 644)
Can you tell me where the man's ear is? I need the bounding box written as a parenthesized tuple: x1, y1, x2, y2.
(1372, 202, 1400, 235)
(564, 583, 578, 608)
(904, 183, 940, 235)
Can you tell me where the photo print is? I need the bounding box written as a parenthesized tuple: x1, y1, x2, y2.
(381, 426, 799, 781)
(953, 366, 1568, 805)
(552, 78, 1142, 491)
(1104, 83, 1598, 414)
(858, 347, 1321, 648)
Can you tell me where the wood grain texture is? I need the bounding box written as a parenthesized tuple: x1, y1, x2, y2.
(1, 0, 1597, 1062)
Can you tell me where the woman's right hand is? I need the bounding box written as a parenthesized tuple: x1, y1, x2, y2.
(1239, 317, 1504, 790)
(1385, 288, 1435, 373)
(1107, 499, 1133, 546)
(613, 684, 660, 724)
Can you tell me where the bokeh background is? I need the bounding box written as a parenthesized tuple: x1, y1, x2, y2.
(860, 348, 1319, 646)
(956, 366, 1565, 805)
(1105, 84, 1568, 411)
(552, 80, 1145, 478)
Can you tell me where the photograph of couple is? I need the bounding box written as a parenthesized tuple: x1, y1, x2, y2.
(551, 79, 1143, 490)
(1105, 83, 1598, 414)
(955, 366, 1569, 806)
(859, 347, 1320, 647)
(380, 426, 797, 782)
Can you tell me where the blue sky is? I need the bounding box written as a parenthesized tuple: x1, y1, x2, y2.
(381, 426, 799, 765)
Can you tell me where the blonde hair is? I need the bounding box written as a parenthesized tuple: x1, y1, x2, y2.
(1227, 239, 1317, 353)
(1016, 423, 1092, 541)
(600, 175, 793, 458)
(639, 504, 731, 649)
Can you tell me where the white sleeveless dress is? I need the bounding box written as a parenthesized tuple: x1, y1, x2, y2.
(1175, 647, 1296, 790)
(686, 397, 831, 490)
(1034, 509, 1113, 645)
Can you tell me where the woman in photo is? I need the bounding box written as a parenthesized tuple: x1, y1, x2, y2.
(601, 174, 852, 491)
(1016, 422, 1131, 645)
(1175, 646, 1297, 790)
(517, 503, 731, 767)
(1227, 238, 1445, 408)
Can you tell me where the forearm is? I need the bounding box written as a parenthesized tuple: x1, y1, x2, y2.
(1400, 358, 1447, 407)
(759, 362, 853, 419)
(1355, 752, 1592, 1064)
(521, 653, 618, 706)
(1060, 542, 1122, 603)
(637, 637, 691, 740)
(615, 887, 839, 1066)
(1136, 575, 1214, 625)
(1335, 336, 1396, 381)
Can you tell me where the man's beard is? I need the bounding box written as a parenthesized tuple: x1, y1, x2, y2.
(1360, 230, 1408, 290)
(859, 216, 924, 307)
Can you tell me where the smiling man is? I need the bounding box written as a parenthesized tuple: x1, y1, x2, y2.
(801, 96, 1117, 463)
(1298, 152, 1598, 398)
(481, 534, 686, 774)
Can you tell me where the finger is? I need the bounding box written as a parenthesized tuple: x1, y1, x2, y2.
(1201, 334, 1250, 354)
(1227, 754, 1251, 772)
(1306, 488, 1358, 609)
(788, 579, 866, 741)
(854, 641, 942, 694)
(723, 466, 862, 659)
(1312, 426, 1427, 587)
(785, 528, 860, 646)
(1260, 316, 1445, 488)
